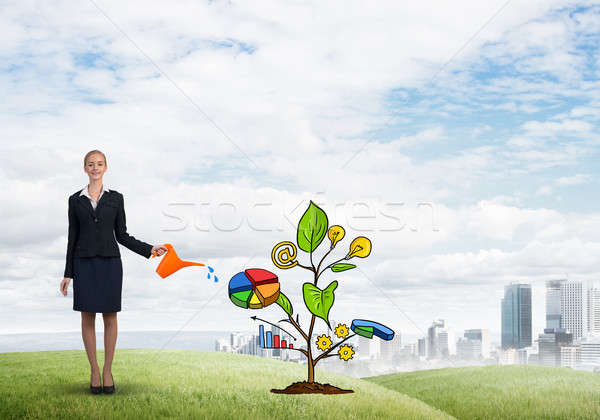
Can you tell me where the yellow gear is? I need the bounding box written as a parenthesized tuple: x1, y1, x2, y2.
(316, 334, 332, 351)
(335, 323, 349, 339)
(338, 344, 355, 361)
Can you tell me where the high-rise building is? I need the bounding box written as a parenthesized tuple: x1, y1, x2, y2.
(587, 287, 600, 334)
(230, 332, 243, 348)
(215, 338, 229, 352)
(579, 335, 600, 369)
(457, 338, 482, 360)
(358, 336, 371, 359)
(500, 348, 519, 365)
(427, 319, 445, 359)
(561, 281, 587, 340)
(538, 328, 573, 367)
(464, 329, 490, 358)
(561, 345, 580, 368)
(438, 330, 456, 357)
(517, 347, 532, 365)
(501, 284, 532, 350)
(400, 343, 417, 357)
(381, 333, 401, 360)
(417, 337, 427, 357)
(546, 280, 565, 329)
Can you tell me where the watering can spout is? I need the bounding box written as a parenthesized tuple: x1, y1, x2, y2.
(152, 243, 205, 278)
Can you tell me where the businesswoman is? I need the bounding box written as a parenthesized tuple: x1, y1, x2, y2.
(59, 150, 168, 394)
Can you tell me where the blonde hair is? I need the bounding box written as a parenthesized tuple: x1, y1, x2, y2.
(84, 150, 107, 166)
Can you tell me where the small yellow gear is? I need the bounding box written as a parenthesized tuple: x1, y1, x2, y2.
(335, 323, 349, 339)
(338, 344, 355, 361)
(316, 334, 332, 351)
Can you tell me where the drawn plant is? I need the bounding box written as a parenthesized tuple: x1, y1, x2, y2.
(229, 200, 394, 393)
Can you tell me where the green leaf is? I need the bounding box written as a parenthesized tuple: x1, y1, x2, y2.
(275, 292, 293, 316)
(296, 201, 328, 253)
(331, 263, 356, 272)
(302, 281, 338, 328)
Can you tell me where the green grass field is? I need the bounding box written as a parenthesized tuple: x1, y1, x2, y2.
(4, 350, 600, 419)
(0, 349, 451, 420)
(366, 365, 600, 420)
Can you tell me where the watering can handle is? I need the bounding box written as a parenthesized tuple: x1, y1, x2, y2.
(151, 243, 173, 258)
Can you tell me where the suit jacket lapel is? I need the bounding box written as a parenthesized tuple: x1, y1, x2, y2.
(78, 194, 95, 218)
(96, 190, 110, 212)
(78, 190, 110, 217)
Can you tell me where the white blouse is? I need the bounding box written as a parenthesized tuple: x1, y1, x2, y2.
(79, 184, 110, 210)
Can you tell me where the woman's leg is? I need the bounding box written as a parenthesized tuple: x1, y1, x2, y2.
(102, 312, 118, 386)
(81, 312, 100, 386)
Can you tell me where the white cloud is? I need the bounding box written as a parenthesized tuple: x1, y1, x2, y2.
(522, 119, 594, 137)
(472, 124, 492, 136)
(534, 173, 592, 197)
(556, 173, 591, 186)
(1, 0, 600, 338)
(569, 106, 600, 119)
(536, 185, 554, 196)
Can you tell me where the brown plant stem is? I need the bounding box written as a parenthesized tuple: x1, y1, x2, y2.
(307, 314, 316, 383)
(316, 257, 347, 281)
(287, 314, 308, 341)
(313, 333, 357, 365)
(296, 262, 315, 273)
(315, 246, 335, 280)
(321, 354, 338, 359)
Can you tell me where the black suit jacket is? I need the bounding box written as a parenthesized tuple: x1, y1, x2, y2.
(63, 188, 153, 278)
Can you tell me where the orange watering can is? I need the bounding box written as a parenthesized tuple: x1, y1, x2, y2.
(152, 243, 205, 278)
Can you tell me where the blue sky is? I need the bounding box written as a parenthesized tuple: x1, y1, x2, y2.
(0, 0, 599, 341)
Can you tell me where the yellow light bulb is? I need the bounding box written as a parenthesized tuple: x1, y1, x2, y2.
(327, 225, 345, 248)
(346, 236, 371, 259)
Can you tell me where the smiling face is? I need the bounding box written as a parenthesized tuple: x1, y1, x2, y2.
(84, 153, 107, 183)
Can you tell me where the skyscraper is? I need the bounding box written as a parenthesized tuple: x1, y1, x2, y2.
(546, 280, 565, 329)
(380, 332, 401, 360)
(588, 286, 600, 334)
(438, 330, 456, 357)
(457, 338, 482, 360)
(580, 335, 600, 369)
(538, 328, 573, 367)
(560, 345, 580, 369)
(417, 337, 427, 357)
(427, 319, 445, 359)
(561, 281, 586, 340)
(501, 283, 532, 350)
(464, 329, 490, 358)
(358, 336, 371, 359)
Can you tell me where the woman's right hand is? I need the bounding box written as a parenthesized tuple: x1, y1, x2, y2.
(60, 277, 71, 296)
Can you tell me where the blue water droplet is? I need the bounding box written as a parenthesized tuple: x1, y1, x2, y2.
(208, 266, 214, 273)
(214, 276, 219, 283)
(207, 273, 211, 279)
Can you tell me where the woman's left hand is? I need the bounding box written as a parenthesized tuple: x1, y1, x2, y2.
(151, 244, 168, 256)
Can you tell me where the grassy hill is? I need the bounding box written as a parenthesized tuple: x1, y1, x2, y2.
(366, 365, 600, 420)
(0, 349, 451, 420)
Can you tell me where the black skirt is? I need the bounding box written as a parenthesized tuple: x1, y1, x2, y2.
(73, 256, 123, 313)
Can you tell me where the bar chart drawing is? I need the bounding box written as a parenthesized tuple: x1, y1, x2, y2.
(266, 331, 272, 348)
(257, 324, 294, 349)
(259, 325, 265, 348)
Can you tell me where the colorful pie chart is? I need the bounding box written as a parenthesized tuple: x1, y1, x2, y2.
(351, 319, 394, 340)
(229, 268, 280, 309)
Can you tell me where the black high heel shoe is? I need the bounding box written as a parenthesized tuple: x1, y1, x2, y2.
(90, 373, 102, 395)
(102, 372, 115, 394)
